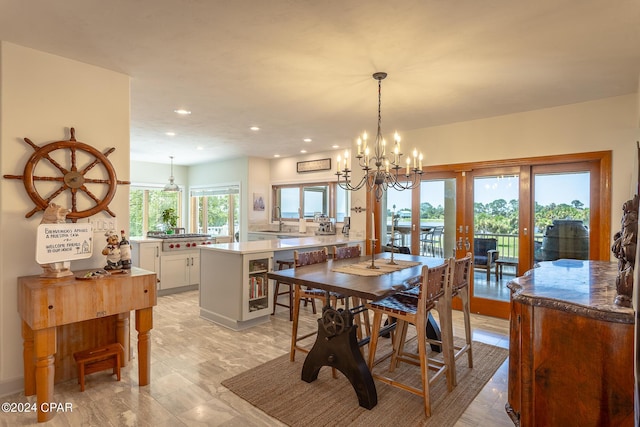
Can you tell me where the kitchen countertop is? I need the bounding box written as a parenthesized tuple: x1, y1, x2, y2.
(201, 235, 362, 255)
(131, 237, 163, 243)
(247, 230, 310, 237)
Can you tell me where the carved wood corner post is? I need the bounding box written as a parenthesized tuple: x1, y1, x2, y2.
(611, 194, 638, 307)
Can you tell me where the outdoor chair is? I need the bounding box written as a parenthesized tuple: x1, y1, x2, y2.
(421, 226, 444, 257)
(473, 238, 499, 282)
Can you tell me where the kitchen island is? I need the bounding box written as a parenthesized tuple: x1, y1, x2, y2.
(199, 235, 362, 330)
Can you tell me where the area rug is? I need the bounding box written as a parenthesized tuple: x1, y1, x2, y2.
(222, 340, 508, 426)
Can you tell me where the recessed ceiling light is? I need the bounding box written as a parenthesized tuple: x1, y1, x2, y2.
(332, 145, 340, 149)
(165, 132, 176, 136)
(303, 138, 312, 142)
(197, 146, 203, 150)
(274, 154, 280, 158)
(174, 109, 191, 115)
(300, 149, 307, 153)
(250, 126, 260, 131)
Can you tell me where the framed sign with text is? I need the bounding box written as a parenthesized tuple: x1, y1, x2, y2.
(297, 158, 331, 173)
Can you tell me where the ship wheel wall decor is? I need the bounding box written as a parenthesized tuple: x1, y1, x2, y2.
(3, 127, 130, 222)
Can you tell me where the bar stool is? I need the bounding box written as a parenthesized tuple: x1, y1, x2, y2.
(272, 259, 295, 320)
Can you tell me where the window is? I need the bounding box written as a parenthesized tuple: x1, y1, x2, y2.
(129, 186, 181, 236)
(273, 182, 349, 222)
(190, 185, 240, 238)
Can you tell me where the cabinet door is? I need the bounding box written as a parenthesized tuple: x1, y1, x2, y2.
(139, 243, 160, 274)
(160, 254, 190, 289)
(188, 253, 200, 286)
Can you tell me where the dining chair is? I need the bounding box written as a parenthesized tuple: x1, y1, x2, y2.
(291, 248, 344, 362)
(332, 244, 361, 260)
(448, 252, 473, 386)
(366, 261, 454, 417)
(271, 259, 295, 320)
(332, 244, 371, 341)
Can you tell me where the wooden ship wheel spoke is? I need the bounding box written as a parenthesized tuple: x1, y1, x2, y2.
(3, 127, 129, 222)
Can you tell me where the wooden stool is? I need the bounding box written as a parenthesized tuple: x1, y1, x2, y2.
(73, 343, 124, 391)
(272, 259, 295, 320)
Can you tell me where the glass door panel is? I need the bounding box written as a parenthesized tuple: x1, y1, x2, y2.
(533, 171, 590, 262)
(470, 172, 519, 317)
(419, 179, 456, 258)
(382, 189, 412, 250)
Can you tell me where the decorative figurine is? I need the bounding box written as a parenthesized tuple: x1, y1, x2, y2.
(611, 194, 638, 307)
(102, 230, 122, 270)
(39, 203, 74, 278)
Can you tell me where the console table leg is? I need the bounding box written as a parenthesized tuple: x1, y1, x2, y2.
(22, 321, 36, 396)
(135, 307, 153, 386)
(34, 327, 56, 423)
(116, 313, 130, 366)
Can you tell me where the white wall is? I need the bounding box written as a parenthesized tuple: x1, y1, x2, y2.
(404, 94, 639, 218)
(0, 42, 130, 395)
(248, 157, 271, 225)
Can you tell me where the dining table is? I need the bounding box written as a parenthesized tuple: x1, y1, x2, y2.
(267, 252, 446, 410)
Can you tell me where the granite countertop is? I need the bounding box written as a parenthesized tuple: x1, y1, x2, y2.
(201, 235, 363, 255)
(507, 259, 633, 323)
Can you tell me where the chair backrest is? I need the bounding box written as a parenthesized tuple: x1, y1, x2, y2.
(294, 247, 328, 267)
(432, 226, 444, 238)
(473, 238, 497, 256)
(450, 252, 472, 292)
(333, 244, 361, 260)
(415, 262, 450, 313)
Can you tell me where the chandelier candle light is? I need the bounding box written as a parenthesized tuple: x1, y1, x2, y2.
(336, 72, 424, 202)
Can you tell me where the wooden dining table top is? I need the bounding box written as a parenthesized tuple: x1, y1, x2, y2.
(267, 253, 446, 301)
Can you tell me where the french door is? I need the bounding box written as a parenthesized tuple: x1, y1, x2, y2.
(465, 167, 520, 318)
(376, 152, 611, 319)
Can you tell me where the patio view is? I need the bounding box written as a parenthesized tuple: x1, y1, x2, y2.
(384, 172, 591, 303)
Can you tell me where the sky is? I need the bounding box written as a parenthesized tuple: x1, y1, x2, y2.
(389, 172, 591, 209)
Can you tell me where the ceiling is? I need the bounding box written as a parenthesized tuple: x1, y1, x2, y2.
(1, 1, 639, 166)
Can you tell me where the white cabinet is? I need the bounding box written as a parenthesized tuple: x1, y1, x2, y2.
(199, 249, 273, 330)
(160, 251, 200, 290)
(131, 241, 160, 286)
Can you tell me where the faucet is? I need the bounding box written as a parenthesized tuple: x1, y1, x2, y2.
(274, 206, 283, 231)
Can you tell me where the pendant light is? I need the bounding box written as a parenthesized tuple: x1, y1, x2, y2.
(163, 156, 180, 192)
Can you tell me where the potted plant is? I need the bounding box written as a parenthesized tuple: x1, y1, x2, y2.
(161, 208, 178, 233)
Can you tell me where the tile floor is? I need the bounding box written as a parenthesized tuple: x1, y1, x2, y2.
(1, 290, 514, 426)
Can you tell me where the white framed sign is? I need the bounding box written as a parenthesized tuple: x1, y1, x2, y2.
(36, 223, 94, 264)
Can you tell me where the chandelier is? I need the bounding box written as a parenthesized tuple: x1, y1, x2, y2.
(336, 72, 423, 201)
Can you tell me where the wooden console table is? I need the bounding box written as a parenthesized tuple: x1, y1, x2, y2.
(18, 268, 157, 422)
(506, 260, 633, 426)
